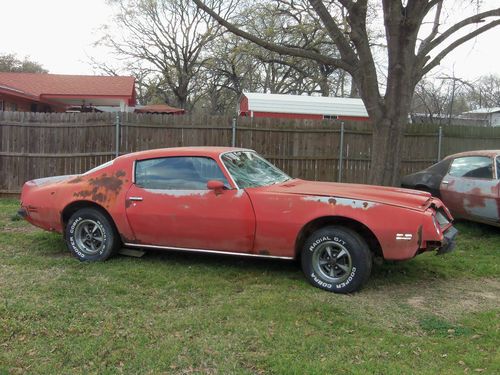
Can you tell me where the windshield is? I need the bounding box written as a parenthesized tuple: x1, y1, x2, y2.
(221, 151, 290, 188)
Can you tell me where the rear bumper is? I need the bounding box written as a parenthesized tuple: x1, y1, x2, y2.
(436, 226, 458, 255)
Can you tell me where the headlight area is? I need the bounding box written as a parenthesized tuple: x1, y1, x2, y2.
(419, 207, 457, 256)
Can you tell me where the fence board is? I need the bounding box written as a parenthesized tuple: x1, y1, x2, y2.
(1, 111, 500, 193)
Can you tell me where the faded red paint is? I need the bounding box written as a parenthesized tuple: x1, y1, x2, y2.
(20, 146, 454, 261)
(251, 111, 324, 120)
(239, 111, 369, 121)
(239, 95, 249, 114)
(337, 115, 370, 122)
(440, 174, 500, 225)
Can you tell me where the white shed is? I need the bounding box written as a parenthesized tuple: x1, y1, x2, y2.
(239, 92, 369, 121)
(463, 107, 500, 127)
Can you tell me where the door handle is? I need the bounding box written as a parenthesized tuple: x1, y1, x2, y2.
(442, 181, 449, 185)
(128, 196, 143, 201)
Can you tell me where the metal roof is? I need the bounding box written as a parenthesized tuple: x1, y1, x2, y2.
(464, 107, 500, 114)
(242, 92, 368, 117)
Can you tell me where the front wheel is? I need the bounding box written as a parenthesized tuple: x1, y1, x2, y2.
(301, 226, 372, 293)
(65, 208, 119, 261)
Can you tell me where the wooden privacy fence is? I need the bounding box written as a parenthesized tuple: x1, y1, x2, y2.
(2, 111, 500, 194)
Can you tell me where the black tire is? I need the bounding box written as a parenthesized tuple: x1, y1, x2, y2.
(65, 208, 119, 262)
(301, 226, 372, 293)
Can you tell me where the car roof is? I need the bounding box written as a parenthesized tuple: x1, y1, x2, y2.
(118, 146, 255, 161)
(445, 150, 500, 159)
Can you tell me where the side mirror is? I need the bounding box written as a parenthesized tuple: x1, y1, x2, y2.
(207, 180, 225, 194)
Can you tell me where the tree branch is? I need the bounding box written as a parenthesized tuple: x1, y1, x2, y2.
(417, 0, 443, 54)
(419, 7, 500, 57)
(422, 19, 500, 76)
(192, 0, 354, 73)
(307, 0, 358, 64)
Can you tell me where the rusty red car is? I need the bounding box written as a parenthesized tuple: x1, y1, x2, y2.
(402, 150, 500, 227)
(19, 147, 457, 293)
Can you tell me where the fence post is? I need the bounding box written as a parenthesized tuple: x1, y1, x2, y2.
(437, 125, 443, 161)
(231, 117, 236, 147)
(115, 112, 120, 158)
(338, 122, 345, 182)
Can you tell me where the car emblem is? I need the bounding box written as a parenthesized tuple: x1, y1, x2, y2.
(396, 233, 413, 241)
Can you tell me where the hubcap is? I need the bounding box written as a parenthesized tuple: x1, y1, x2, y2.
(74, 219, 105, 255)
(312, 241, 352, 283)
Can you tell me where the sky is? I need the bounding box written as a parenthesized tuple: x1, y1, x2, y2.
(1, 0, 499, 82)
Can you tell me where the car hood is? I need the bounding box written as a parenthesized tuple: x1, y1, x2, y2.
(266, 179, 432, 211)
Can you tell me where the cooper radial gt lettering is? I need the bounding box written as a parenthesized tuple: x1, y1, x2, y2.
(336, 267, 357, 289)
(311, 272, 332, 289)
(309, 236, 332, 251)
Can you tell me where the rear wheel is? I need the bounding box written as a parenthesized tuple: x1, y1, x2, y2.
(301, 226, 372, 293)
(65, 208, 119, 261)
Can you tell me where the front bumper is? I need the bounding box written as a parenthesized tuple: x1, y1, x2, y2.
(436, 226, 458, 255)
(17, 207, 28, 218)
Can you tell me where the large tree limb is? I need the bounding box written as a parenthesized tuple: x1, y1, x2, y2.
(422, 19, 500, 76)
(192, 0, 354, 73)
(419, 7, 500, 57)
(307, 0, 358, 64)
(417, 0, 443, 55)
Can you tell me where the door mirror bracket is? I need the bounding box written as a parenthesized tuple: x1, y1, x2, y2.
(207, 180, 225, 195)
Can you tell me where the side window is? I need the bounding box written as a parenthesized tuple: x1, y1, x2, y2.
(496, 156, 500, 179)
(448, 156, 493, 179)
(135, 156, 229, 190)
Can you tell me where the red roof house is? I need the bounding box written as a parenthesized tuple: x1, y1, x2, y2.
(0, 73, 136, 113)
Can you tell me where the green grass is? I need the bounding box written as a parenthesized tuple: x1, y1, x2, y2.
(0, 198, 499, 374)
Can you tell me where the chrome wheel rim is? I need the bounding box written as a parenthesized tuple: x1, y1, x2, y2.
(74, 219, 105, 255)
(312, 241, 352, 283)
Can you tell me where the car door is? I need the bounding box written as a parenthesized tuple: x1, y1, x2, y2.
(440, 155, 500, 223)
(125, 156, 256, 252)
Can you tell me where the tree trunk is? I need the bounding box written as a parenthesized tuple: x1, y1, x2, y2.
(367, 80, 413, 186)
(368, 113, 407, 186)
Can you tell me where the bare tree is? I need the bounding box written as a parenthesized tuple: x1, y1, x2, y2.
(197, 1, 354, 114)
(412, 76, 474, 123)
(412, 79, 450, 123)
(193, 0, 500, 185)
(237, 1, 347, 96)
(468, 74, 500, 109)
(99, 0, 229, 109)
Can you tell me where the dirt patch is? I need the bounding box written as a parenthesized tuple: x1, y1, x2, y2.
(403, 278, 499, 318)
(0, 225, 41, 234)
(353, 278, 500, 326)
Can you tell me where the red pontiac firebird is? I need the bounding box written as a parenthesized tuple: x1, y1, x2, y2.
(19, 147, 457, 293)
